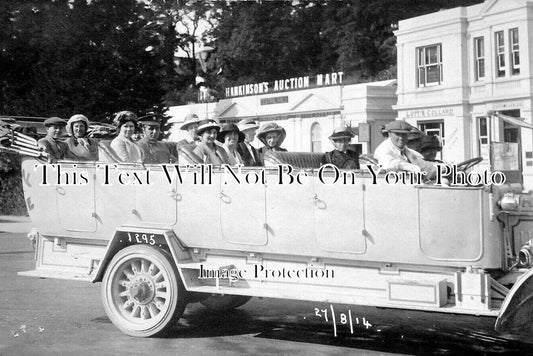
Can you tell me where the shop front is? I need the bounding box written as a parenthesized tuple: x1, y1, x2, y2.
(167, 77, 397, 155)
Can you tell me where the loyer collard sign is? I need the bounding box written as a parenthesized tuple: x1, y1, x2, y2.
(225, 71, 344, 98)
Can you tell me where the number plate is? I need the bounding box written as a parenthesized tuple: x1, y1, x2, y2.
(118, 231, 166, 246)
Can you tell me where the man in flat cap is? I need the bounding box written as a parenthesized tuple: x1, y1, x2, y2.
(321, 126, 359, 169)
(236, 118, 262, 166)
(374, 120, 436, 177)
(137, 115, 178, 164)
(38, 117, 68, 162)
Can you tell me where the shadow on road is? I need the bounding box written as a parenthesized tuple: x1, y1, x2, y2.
(89, 305, 533, 355)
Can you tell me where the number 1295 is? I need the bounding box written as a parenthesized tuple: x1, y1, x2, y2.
(127, 232, 156, 245)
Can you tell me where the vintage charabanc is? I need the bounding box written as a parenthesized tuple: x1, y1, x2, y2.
(1, 125, 533, 338)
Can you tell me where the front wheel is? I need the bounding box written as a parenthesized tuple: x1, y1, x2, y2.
(101, 245, 186, 337)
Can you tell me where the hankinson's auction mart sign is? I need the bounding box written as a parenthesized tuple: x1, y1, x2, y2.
(224, 71, 344, 98)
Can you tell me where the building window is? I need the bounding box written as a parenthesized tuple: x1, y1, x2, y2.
(417, 44, 442, 87)
(509, 28, 520, 75)
(310, 122, 321, 152)
(418, 121, 444, 143)
(501, 109, 521, 143)
(495, 31, 506, 77)
(474, 37, 485, 81)
(478, 117, 488, 146)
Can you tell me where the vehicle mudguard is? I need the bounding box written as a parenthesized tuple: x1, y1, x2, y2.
(92, 227, 191, 283)
(495, 268, 533, 335)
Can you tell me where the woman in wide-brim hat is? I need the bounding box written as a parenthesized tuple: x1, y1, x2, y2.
(110, 111, 142, 163)
(321, 126, 359, 169)
(193, 119, 229, 164)
(416, 134, 443, 162)
(236, 118, 262, 166)
(217, 123, 244, 165)
(256, 122, 287, 155)
(167, 113, 202, 145)
(64, 114, 99, 161)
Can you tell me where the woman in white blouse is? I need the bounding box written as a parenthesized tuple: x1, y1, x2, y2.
(110, 111, 142, 163)
(217, 123, 244, 165)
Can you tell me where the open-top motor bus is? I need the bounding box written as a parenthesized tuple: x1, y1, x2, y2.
(9, 139, 533, 338)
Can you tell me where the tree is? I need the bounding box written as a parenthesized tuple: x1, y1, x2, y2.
(209, 0, 484, 90)
(0, 0, 177, 121)
(211, 1, 333, 87)
(148, 0, 218, 105)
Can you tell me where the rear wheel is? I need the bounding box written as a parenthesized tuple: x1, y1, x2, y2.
(101, 245, 186, 337)
(200, 294, 252, 311)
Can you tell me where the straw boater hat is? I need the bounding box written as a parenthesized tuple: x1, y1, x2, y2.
(217, 123, 245, 143)
(256, 122, 286, 147)
(329, 126, 354, 142)
(195, 119, 220, 136)
(237, 118, 260, 132)
(44, 117, 67, 127)
(166, 113, 201, 130)
(384, 120, 414, 134)
(66, 114, 90, 136)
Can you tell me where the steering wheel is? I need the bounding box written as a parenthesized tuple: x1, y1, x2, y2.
(423, 156, 483, 185)
(455, 156, 483, 171)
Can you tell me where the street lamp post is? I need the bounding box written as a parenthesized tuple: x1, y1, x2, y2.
(195, 45, 214, 103)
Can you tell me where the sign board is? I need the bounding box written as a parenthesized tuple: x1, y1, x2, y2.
(224, 71, 344, 98)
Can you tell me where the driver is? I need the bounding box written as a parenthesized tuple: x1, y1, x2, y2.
(374, 120, 437, 179)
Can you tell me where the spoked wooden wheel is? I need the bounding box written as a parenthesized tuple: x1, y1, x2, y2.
(101, 245, 186, 337)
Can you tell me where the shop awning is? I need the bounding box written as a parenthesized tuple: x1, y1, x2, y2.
(495, 113, 533, 130)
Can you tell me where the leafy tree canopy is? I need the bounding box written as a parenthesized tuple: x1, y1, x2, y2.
(211, 0, 483, 89)
(0, 0, 485, 118)
(1, 0, 179, 121)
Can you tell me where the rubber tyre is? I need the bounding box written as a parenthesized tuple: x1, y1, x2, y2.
(101, 245, 186, 337)
(200, 294, 252, 311)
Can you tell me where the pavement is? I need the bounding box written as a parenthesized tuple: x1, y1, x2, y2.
(0, 215, 32, 234)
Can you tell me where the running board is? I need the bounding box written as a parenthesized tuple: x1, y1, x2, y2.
(185, 284, 499, 316)
(18, 267, 94, 281)
(177, 260, 500, 316)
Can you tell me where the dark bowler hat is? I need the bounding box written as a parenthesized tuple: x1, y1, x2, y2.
(217, 123, 245, 143)
(196, 119, 220, 136)
(237, 118, 259, 132)
(384, 120, 414, 134)
(138, 114, 162, 127)
(44, 117, 67, 127)
(329, 126, 354, 141)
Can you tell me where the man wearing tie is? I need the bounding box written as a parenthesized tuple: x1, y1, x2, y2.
(374, 120, 436, 179)
(236, 118, 262, 166)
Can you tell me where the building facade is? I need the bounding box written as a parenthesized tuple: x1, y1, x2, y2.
(395, 0, 533, 186)
(167, 78, 397, 154)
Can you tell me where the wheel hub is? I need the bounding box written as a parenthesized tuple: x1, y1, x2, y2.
(129, 276, 155, 304)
